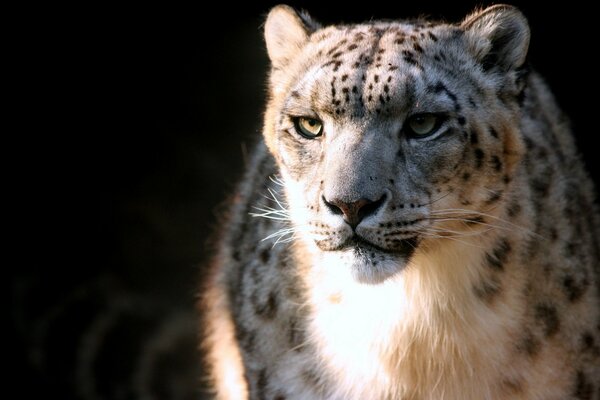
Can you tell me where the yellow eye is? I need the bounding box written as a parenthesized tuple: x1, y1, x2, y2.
(294, 117, 323, 139)
(406, 114, 439, 137)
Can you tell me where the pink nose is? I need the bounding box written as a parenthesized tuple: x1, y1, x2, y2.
(322, 195, 385, 228)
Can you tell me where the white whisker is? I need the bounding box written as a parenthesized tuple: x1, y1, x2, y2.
(429, 208, 543, 239)
(417, 229, 490, 250)
(422, 191, 452, 206)
(268, 174, 285, 187)
(422, 225, 496, 237)
(427, 217, 512, 232)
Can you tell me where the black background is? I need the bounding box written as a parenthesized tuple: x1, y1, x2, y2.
(13, 1, 597, 398)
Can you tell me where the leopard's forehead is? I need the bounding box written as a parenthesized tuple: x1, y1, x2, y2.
(285, 21, 470, 122)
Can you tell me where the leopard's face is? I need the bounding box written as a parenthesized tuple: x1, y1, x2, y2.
(264, 6, 527, 283)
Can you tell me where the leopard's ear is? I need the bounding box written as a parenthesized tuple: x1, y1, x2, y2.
(264, 5, 319, 69)
(461, 4, 530, 71)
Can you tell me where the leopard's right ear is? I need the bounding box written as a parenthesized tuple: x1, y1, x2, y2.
(264, 5, 319, 69)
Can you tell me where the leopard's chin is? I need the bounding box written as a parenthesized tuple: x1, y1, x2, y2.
(341, 236, 418, 284)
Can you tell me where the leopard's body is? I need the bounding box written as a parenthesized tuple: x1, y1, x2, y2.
(202, 5, 600, 399)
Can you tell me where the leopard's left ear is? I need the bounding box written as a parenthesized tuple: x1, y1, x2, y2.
(264, 5, 320, 69)
(461, 4, 530, 71)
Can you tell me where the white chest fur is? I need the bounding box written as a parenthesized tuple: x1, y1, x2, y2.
(304, 238, 524, 400)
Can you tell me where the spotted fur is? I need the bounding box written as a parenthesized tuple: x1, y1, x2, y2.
(202, 5, 600, 399)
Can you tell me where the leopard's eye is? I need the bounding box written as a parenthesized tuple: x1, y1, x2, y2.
(294, 117, 323, 139)
(405, 114, 441, 138)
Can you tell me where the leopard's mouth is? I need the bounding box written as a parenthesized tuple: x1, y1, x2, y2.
(338, 235, 419, 260)
(328, 235, 419, 284)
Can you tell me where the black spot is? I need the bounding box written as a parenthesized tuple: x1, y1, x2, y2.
(374, 75, 379, 83)
(347, 44, 358, 51)
(379, 94, 386, 104)
(428, 32, 438, 41)
(395, 37, 405, 44)
(352, 85, 358, 93)
(458, 116, 466, 126)
(256, 368, 269, 398)
(518, 332, 540, 357)
(302, 369, 322, 389)
(502, 378, 524, 394)
(403, 55, 417, 65)
(507, 200, 521, 217)
(462, 172, 471, 181)
(491, 156, 503, 172)
(489, 127, 499, 138)
(536, 146, 548, 159)
(563, 275, 589, 302)
(574, 370, 593, 400)
(485, 191, 503, 204)
(535, 303, 560, 337)
(259, 248, 271, 263)
(321, 60, 335, 68)
(432, 82, 457, 102)
(466, 216, 485, 225)
(252, 291, 279, 320)
(523, 136, 535, 150)
(470, 131, 478, 144)
(531, 168, 553, 197)
(564, 241, 578, 257)
(331, 51, 342, 58)
(474, 148, 485, 169)
(485, 238, 511, 271)
(468, 97, 477, 108)
(580, 332, 597, 353)
(383, 85, 389, 93)
(235, 324, 256, 352)
(413, 42, 423, 53)
(342, 87, 350, 100)
(474, 277, 501, 302)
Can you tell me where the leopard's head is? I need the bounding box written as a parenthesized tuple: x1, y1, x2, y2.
(263, 5, 528, 283)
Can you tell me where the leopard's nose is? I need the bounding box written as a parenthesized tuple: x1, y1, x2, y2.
(322, 194, 386, 228)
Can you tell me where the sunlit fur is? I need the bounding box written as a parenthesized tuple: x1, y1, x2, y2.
(202, 5, 600, 399)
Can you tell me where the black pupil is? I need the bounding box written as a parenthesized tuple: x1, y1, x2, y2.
(308, 120, 316, 127)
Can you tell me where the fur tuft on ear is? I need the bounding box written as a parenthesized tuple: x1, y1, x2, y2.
(264, 5, 319, 69)
(461, 4, 530, 71)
